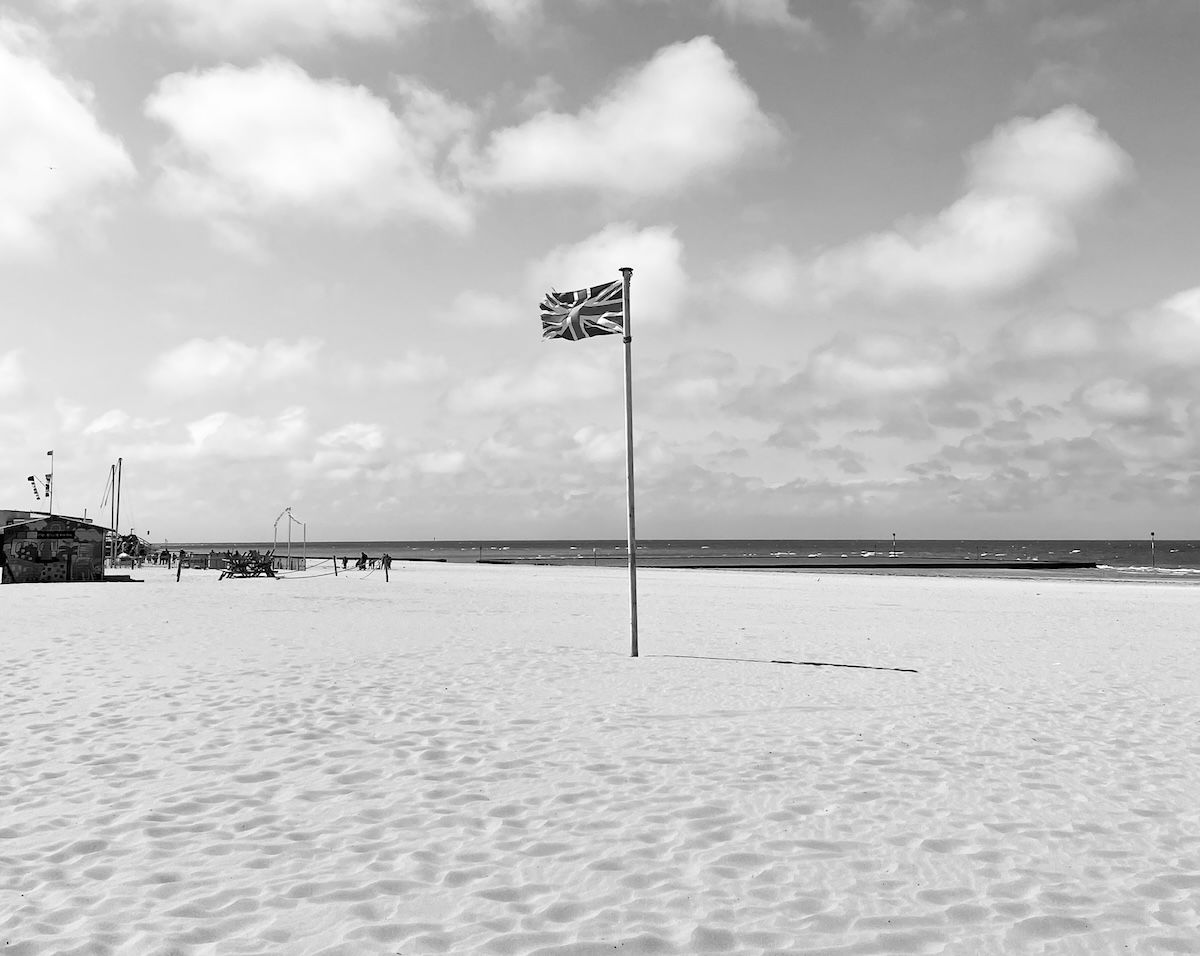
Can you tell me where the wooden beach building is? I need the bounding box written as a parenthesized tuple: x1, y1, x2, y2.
(0, 511, 110, 584)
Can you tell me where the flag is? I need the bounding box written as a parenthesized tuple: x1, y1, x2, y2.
(47, 449, 53, 456)
(540, 279, 624, 341)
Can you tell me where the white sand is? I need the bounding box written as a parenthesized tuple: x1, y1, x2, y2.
(3, 563, 1199, 955)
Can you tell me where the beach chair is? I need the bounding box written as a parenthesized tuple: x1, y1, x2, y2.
(219, 550, 277, 580)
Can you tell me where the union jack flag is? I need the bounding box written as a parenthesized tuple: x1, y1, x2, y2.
(540, 279, 624, 341)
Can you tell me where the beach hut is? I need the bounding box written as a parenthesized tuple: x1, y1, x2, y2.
(0, 511, 110, 584)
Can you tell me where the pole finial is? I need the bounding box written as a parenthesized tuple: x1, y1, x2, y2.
(619, 266, 632, 275)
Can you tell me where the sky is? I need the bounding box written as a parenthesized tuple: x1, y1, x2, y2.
(2, 0, 1199, 543)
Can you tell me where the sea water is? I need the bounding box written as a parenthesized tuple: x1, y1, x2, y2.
(164, 538, 1199, 576)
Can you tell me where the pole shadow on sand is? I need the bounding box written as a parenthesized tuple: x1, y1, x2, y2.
(652, 653, 918, 674)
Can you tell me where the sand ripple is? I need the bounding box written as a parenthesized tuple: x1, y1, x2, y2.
(3, 566, 1200, 954)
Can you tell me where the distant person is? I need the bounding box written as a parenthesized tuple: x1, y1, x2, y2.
(341, 556, 348, 570)
(382, 553, 392, 571)
(356, 551, 368, 570)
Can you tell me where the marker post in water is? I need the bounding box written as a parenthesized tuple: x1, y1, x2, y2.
(1151, 531, 1156, 569)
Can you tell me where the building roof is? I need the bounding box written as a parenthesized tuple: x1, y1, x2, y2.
(1, 513, 112, 534)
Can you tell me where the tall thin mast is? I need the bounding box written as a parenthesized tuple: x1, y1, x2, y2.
(619, 266, 638, 658)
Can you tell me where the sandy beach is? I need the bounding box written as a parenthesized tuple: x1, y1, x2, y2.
(3, 563, 1199, 955)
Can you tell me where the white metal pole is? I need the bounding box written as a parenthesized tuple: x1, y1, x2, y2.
(619, 266, 638, 658)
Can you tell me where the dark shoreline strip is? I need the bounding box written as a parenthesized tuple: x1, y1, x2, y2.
(477, 559, 1097, 570)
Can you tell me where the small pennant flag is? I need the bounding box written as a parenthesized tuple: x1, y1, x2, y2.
(540, 279, 624, 341)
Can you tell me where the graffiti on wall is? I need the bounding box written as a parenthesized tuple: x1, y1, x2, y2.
(1, 517, 107, 583)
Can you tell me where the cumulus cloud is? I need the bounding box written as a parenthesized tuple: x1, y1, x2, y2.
(293, 421, 391, 481)
(146, 337, 322, 394)
(852, 0, 966, 34)
(808, 106, 1132, 304)
(0, 349, 26, 395)
(376, 350, 450, 384)
(0, 19, 134, 258)
(723, 245, 802, 310)
(42, 0, 426, 52)
(184, 407, 309, 459)
(530, 222, 688, 323)
(730, 328, 974, 444)
(853, 0, 920, 33)
(126, 407, 310, 462)
(1129, 287, 1200, 367)
(470, 0, 542, 32)
(1075, 379, 1159, 425)
(643, 351, 740, 415)
(712, 0, 813, 31)
(442, 291, 526, 327)
(81, 409, 166, 434)
(475, 36, 781, 199)
(447, 354, 618, 414)
(318, 422, 385, 452)
(145, 60, 473, 249)
(415, 449, 467, 474)
(991, 308, 1108, 372)
(467, 0, 812, 36)
(807, 330, 963, 398)
(571, 425, 624, 464)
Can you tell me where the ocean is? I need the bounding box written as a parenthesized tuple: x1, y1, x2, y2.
(164, 538, 1200, 578)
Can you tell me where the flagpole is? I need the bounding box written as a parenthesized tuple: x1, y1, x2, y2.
(619, 267, 638, 658)
(47, 450, 55, 516)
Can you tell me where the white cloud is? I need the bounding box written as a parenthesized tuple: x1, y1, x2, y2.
(530, 222, 688, 323)
(82, 409, 129, 434)
(443, 291, 525, 328)
(185, 407, 309, 459)
(298, 421, 390, 480)
(415, 449, 467, 474)
(808, 107, 1132, 304)
(466, 0, 812, 36)
(0, 350, 26, 395)
(318, 422, 385, 451)
(0, 19, 134, 258)
(725, 245, 802, 310)
(572, 425, 624, 464)
(146, 336, 322, 394)
(994, 309, 1107, 365)
(646, 350, 740, 414)
(712, 0, 813, 31)
(475, 36, 781, 198)
(43, 0, 425, 52)
(145, 60, 473, 249)
(447, 354, 618, 413)
(81, 409, 168, 434)
(854, 0, 920, 33)
(966, 106, 1128, 213)
(808, 331, 961, 398)
(377, 350, 450, 384)
(1076, 379, 1157, 425)
(1130, 287, 1200, 367)
(471, 0, 542, 31)
(127, 407, 310, 461)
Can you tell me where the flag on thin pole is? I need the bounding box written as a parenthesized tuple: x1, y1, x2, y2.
(540, 270, 639, 657)
(46, 450, 54, 515)
(540, 279, 624, 341)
